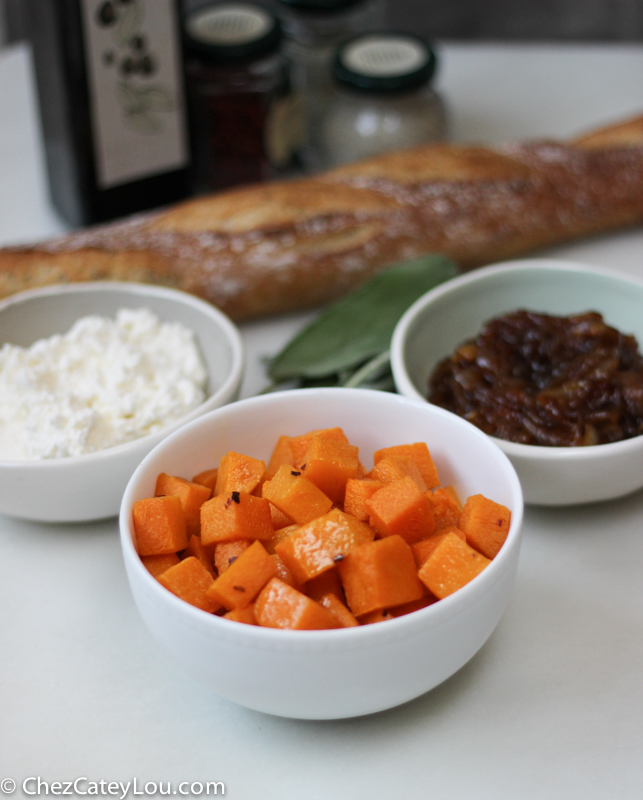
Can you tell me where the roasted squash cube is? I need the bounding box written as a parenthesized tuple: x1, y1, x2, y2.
(275, 508, 375, 584)
(155, 473, 212, 538)
(418, 531, 491, 598)
(255, 578, 340, 630)
(141, 553, 180, 579)
(215, 451, 266, 496)
(337, 535, 424, 617)
(289, 427, 349, 467)
(133, 495, 188, 556)
(265, 435, 296, 480)
(373, 443, 440, 489)
(368, 454, 427, 492)
(411, 527, 466, 567)
(343, 478, 385, 521)
(223, 604, 257, 625)
(426, 485, 462, 530)
(458, 494, 511, 558)
(207, 540, 277, 609)
(299, 435, 359, 504)
(192, 468, 219, 492)
(366, 476, 435, 544)
(200, 492, 273, 545)
(158, 556, 220, 613)
(214, 540, 250, 575)
(303, 568, 344, 603)
(319, 593, 359, 627)
(183, 534, 216, 577)
(262, 464, 333, 524)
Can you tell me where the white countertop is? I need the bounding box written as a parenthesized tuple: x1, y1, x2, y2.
(1, 40, 643, 799)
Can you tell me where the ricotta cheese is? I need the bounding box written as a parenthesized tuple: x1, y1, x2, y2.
(0, 308, 208, 460)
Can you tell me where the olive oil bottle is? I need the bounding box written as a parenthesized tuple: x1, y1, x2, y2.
(27, 0, 191, 226)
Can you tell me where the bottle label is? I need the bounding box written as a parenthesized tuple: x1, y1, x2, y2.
(80, 0, 189, 189)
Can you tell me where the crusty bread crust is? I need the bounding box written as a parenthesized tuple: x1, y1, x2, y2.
(2, 115, 643, 320)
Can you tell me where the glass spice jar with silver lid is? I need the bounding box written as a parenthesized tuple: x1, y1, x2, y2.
(184, 2, 303, 193)
(274, 0, 386, 169)
(320, 32, 447, 169)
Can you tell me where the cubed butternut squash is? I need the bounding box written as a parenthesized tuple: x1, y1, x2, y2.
(271, 553, 298, 588)
(200, 492, 273, 546)
(299, 435, 359, 504)
(458, 494, 511, 558)
(133, 495, 188, 556)
(373, 442, 440, 489)
(303, 568, 344, 603)
(275, 508, 375, 584)
(183, 534, 216, 577)
(223, 604, 257, 625)
(411, 527, 466, 567)
(154, 473, 212, 538)
(191, 468, 219, 492)
(264, 523, 298, 555)
(141, 552, 180, 579)
(368, 454, 427, 492)
(388, 596, 437, 617)
(343, 478, 385, 522)
(319, 593, 359, 627)
(289, 427, 349, 467)
(269, 502, 294, 530)
(158, 556, 220, 613)
(426, 485, 462, 530)
(265, 435, 296, 480)
(366, 476, 435, 544)
(255, 578, 340, 630)
(207, 540, 277, 610)
(418, 531, 491, 599)
(214, 540, 250, 575)
(337, 535, 424, 617)
(262, 464, 333, 524)
(215, 451, 266, 496)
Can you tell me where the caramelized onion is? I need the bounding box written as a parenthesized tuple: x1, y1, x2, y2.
(428, 310, 643, 446)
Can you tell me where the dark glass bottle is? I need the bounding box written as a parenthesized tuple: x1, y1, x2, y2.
(27, 0, 191, 227)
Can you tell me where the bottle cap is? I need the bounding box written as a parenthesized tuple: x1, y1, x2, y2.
(334, 33, 437, 92)
(184, 3, 282, 61)
(275, 0, 364, 11)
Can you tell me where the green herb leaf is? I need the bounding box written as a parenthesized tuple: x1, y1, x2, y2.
(267, 254, 458, 382)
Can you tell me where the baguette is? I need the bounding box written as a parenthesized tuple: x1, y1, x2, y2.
(2, 114, 643, 320)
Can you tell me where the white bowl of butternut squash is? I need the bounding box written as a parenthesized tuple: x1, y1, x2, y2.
(119, 387, 523, 719)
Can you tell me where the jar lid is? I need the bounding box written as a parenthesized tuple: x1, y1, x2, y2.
(184, 3, 282, 61)
(334, 33, 437, 92)
(275, 0, 364, 11)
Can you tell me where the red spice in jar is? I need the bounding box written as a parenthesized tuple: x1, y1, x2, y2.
(184, 3, 302, 192)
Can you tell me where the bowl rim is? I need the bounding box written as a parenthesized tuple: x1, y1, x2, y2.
(119, 386, 524, 646)
(0, 281, 244, 468)
(391, 258, 643, 461)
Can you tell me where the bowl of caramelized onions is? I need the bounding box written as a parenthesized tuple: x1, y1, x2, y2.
(391, 259, 643, 506)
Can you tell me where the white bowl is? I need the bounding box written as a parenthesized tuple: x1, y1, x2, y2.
(391, 259, 643, 506)
(119, 387, 523, 719)
(0, 282, 244, 522)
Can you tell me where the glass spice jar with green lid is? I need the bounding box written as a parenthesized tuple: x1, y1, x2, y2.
(320, 32, 447, 169)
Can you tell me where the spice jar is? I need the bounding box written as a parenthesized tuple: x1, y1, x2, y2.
(184, 3, 303, 192)
(320, 33, 447, 169)
(274, 0, 386, 169)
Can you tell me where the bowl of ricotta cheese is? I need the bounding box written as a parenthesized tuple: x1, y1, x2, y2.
(0, 282, 244, 522)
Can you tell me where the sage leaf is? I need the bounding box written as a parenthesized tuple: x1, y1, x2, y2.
(267, 254, 458, 382)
